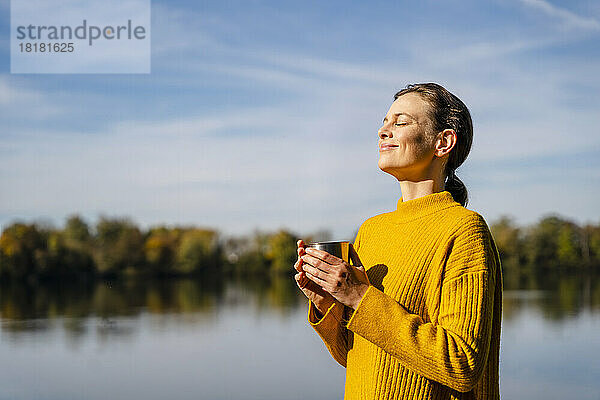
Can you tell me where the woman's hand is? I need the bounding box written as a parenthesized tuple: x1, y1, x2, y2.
(300, 243, 370, 310)
(294, 240, 335, 315)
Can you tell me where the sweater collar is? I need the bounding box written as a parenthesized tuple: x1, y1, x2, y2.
(390, 190, 460, 223)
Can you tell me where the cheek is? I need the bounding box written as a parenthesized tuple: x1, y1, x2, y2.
(408, 132, 434, 156)
(412, 130, 429, 147)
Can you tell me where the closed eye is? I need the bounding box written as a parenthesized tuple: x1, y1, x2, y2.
(394, 122, 407, 126)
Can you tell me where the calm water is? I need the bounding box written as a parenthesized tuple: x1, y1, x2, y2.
(1, 271, 599, 400)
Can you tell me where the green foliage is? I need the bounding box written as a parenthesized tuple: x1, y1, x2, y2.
(38, 231, 94, 276)
(522, 215, 562, 268)
(64, 215, 91, 243)
(490, 216, 524, 268)
(93, 217, 145, 275)
(265, 230, 298, 274)
(1, 213, 599, 280)
(585, 225, 600, 262)
(0, 223, 45, 279)
(175, 229, 220, 274)
(492, 214, 600, 270)
(144, 227, 182, 274)
(556, 223, 580, 267)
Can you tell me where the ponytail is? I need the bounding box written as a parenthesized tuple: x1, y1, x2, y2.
(445, 169, 468, 207)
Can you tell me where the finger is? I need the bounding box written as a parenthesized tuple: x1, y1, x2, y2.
(294, 258, 303, 272)
(302, 272, 313, 288)
(299, 275, 311, 290)
(305, 267, 337, 292)
(301, 254, 334, 274)
(299, 271, 309, 287)
(305, 270, 330, 288)
(305, 247, 342, 265)
(302, 263, 328, 281)
(349, 243, 362, 267)
(297, 239, 305, 248)
(294, 273, 304, 288)
(298, 246, 305, 256)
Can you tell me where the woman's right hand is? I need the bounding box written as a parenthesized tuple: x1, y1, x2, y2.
(294, 239, 335, 315)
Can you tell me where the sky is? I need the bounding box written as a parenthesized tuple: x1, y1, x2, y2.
(1, 0, 599, 240)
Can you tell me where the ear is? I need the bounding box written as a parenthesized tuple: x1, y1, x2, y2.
(434, 129, 456, 157)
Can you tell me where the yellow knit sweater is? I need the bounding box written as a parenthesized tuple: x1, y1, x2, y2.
(308, 190, 502, 400)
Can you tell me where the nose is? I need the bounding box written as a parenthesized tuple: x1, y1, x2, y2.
(378, 127, 392, 139)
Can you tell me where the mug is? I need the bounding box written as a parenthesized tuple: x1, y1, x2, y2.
(305, 240, 350, 263)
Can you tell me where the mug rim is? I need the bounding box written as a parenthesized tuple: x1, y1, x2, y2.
(306, 240, 350, 246)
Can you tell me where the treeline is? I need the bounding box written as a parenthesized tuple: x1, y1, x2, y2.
(1, 213, 599, 281)
(490, 214, 600, 270)
(0, 215, 331, 281)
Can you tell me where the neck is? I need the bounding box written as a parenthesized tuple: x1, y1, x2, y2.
(393, 157, 448, 201)
(398, 178, 446, 201)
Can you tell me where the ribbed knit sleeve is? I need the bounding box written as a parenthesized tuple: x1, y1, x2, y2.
(306, 224, 365, 368)
(308, 300, 348, 367)
(345, 215, 498, 393)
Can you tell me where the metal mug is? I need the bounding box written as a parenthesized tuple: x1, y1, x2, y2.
(306, 240, 350, 263)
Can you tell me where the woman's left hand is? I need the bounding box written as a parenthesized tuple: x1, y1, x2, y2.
(301, 244, 370, 310)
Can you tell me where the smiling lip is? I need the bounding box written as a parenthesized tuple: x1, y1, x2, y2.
(379, 144, 399, 152)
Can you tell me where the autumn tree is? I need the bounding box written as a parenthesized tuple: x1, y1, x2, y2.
(175, 228, 221, 274)
(93, 217, 145, 275)
(265, 230, 298, 274)
(0, 223, 45, 279)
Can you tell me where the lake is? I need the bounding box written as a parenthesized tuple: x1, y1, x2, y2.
(1, 270, 599, 400)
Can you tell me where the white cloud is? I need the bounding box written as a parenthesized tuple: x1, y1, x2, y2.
(0, 76, 42, 105)
(519, 0, 600, 31)
(0, 76, 65, 117)
(150, 3, 217, 56)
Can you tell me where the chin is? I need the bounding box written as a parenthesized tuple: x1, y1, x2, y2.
(379, 160, 401, 172)
(378, 165, 400, 179)
(379, 160, 412, 178)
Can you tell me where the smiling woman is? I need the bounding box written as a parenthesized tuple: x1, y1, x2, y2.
(378, 84, 473, 206)
(294, 83, 502, 400)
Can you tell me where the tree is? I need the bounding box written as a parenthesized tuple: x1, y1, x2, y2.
(144, 227, 181, 274)
(522, 215, 586, 269)
(175, 228, 220, 274)
(0, 223, 45, 279)
(522, 215, 562, 268)
(265, 230, 298, 274)
(556, 222, 581, 267)
(586, 224, 600, 266)
(93, 217, 145, 275)
(490, 216, 524, 268)
(64, 215, 91, 243)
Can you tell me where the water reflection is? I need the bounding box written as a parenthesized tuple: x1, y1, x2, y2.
(0, 273, 307, 339)
(0, 270, 599, 400)
(502, 269, 600, 321)
(3, 270, 599, 326)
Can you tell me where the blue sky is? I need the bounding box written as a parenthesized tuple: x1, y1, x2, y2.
(1, 0, 599, 240)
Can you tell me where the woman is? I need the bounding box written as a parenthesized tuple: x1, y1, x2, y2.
(293, 83, 502, 400)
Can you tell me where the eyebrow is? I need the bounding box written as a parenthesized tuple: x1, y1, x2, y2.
(383, 112, 415, 124)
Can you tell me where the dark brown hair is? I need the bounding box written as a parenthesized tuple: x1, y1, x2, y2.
(394, 83, 473, 207)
